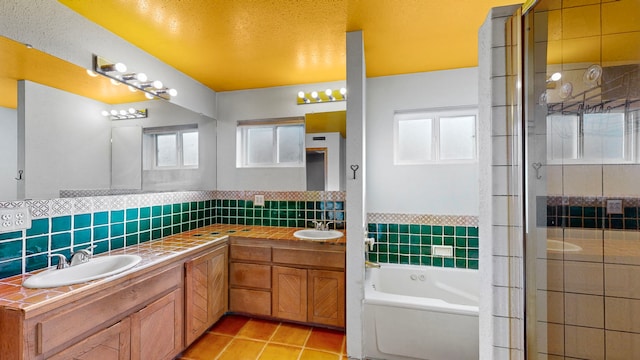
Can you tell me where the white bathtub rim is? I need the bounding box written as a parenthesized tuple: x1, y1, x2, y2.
(364, 288, 479, 316)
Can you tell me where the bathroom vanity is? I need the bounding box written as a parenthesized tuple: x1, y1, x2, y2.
(0, 224, 345, 359)
(0, 232, 228, 360)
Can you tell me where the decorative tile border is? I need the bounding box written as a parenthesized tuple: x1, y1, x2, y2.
(367, 212, 479, 227)
(213, 190, 345, 202)
(544, 196, 640, 230)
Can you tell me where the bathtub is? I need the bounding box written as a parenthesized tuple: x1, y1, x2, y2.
(363, 263, 479, 360)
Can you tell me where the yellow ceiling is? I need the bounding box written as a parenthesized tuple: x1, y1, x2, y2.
(0, 36, 147, 109)
(57, 0, 519, 92)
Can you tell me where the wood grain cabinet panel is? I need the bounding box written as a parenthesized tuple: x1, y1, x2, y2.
(230, 244, 271, 262)
(230, 262, 271, 289)
(49, 318, 131, 360)
(272, 266, 308, 322)
(130, 288, 183, 360)
(308, 270, 345, 327)
(229, 288, 271, 316)
(185, 245, 228, 346)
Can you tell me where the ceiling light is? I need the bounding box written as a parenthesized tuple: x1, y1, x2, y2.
(101, 110, 110, 116)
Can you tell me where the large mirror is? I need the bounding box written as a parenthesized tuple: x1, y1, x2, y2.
(0, 35, 216, 201)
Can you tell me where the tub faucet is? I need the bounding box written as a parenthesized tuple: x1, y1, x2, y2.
(69, 245, 96, 266)
(49, 254, 69, 269)
(365, 260, 381, 268)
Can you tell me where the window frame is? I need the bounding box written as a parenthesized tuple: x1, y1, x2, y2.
(236, 117, 305, 168)
(143, 125, 199, 170)
(393, 107, 478, 165)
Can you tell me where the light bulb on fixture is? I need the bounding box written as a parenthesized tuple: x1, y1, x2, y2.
(168, 88, 178, 96)
(145, 92, 155, 99)
(86, 69, 99, 77)
(110, 110, 118, 116)
(298, 91, 310, 103)
(100, 62, 127, 73)
(119, 110, 127, 116)
(311, 91, 321, 102)
(101, 110, 110, 117)
(110, 79, 121, 86)
(548, 72, 562, 82)
(152, 80, 163, 89)
(121, 73, 148, 82)
(128, 86, 137, 92)
(128, 108, 136, 114)
(325, 89, 335, 101)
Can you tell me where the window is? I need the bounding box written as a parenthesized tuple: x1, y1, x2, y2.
(143, 125, 199, 170)
(547, 112, 629, 163)
(236, 118, 305, 167)
(394, 108, 477, 164)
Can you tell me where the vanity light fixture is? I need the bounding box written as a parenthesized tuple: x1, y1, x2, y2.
(546, 72, 562, 89)
(101, 108, 148, 120)
(297, 88, 346, 105)
(93, 55, 177, 100)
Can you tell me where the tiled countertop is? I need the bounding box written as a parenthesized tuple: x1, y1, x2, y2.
(0, 225, 345, 311)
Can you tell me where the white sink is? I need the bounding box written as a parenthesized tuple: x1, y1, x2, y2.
(293, 229, 344, 241)
(23, 255, 142, 289)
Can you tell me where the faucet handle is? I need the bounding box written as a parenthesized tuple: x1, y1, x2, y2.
(69, 245, 96, 266)
(49, 254, 69, 269)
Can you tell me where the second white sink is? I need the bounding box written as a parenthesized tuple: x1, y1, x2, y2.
(22, 254, 142, 289)
(294, 229, 344, 241)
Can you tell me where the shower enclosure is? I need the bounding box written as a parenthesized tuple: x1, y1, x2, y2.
(524, 0, 640, 358)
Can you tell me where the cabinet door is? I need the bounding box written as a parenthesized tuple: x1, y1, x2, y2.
(272, 266, 307, 322)
(48, 318, 131, 360)
(185, 246, 228, 345)
(130, 288, 183, 360)
(308, 270, 345, 327)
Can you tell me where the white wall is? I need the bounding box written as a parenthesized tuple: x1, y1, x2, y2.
(22, 81, 111, 199)
(0, 0, 217, 118)
(366, 68, 480, 215)
(216, 82, 346, 191)
(111, 100, 217, 191)
(0, 106, 18, 200)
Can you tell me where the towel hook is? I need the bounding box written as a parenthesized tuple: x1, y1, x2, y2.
(15, 170, 23, 181)
(350, 164, 359, 180)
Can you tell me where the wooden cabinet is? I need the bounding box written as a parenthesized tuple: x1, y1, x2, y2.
(272, 266, 307, 322)
(48, 319, 131, 360)
(0, 240, 228, 360)
(130, 289, 183, 360)
(184, 245, 228, 346)
(229, 237, 345, 328)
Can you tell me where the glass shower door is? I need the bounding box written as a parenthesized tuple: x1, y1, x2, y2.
(525, 0, 640, 358)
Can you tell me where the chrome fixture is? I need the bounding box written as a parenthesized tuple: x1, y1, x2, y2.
(50, 254, 69, 269)
(297, 87, 346, 105)
(365, 260, 381, 268)
(101, 108, 148, 120)
(312, 220, 334, 231)
(69, 245, 96, 267)
(93, 55, 177, 100)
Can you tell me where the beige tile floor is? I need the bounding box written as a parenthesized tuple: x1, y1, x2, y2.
(179, 315, 347, 360)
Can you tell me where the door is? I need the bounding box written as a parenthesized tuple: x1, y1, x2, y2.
(48, 319, 131, 360)
(308, 269, 345, 327)
(130, 289, 183, 360)
(272, 266, 307, 322)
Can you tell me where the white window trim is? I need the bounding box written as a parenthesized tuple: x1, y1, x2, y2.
(393, 106, 478, 165)
(236, 117, 305, 168)
(143, 125, 199, 170)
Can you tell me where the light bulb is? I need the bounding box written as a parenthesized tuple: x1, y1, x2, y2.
(101, 110, 109, 116)
(128, 108, 136, 114)
(168, 88, 178, 97)
(145, 92, 154, 99)
(311, 91, 318, 99)
(137, 73, 148, 82)
(550, 72, 562, 81)
(325, 89, 332, 96)
(110, 79, 121, 86)
(339, 87, 347, 95)
(110, 110, 118, 116)
(152, 80, 163, 89)
(128, 86, 137, 92)
(298, 91, 305, 99)
(114, 62, 127, 72)
(86, 69, 98, 77)
(119, 110, 127, 116)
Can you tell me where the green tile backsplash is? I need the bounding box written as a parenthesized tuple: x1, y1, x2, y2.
(367, 222, 479, 269)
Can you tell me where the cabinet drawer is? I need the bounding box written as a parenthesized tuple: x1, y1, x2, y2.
(37, 265, 182, 357)
(272, 248, 344, 269)
(230, 244, 271, 262)
(229, 288, 271, 316)
(230, 263, 271, 289)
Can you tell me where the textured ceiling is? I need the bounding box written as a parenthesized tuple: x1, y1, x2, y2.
(57, 0, 520, 92)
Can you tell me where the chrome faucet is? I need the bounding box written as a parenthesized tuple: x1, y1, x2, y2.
(312, 220, 333, 231)
(69, 245, 96, 266)
(49, 254, 69, 269)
